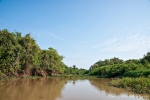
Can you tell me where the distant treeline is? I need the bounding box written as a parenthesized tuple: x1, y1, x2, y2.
(0, 29, 87, 78)
(88, 53, 150, 78)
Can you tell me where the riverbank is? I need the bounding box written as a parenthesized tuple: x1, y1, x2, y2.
(0, 74, 96, 81)
(110, 77, 150, 94)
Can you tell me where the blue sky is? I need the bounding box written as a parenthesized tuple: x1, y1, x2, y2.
(0, 0, 150, 69)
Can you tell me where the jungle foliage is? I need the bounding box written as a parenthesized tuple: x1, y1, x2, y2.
(89, 53, 150, 78)
(0, 29, 87, 78)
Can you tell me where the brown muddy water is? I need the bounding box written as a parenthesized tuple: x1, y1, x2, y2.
(0, 77, 150, 100)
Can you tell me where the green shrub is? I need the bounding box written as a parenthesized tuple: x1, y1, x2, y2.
(123, 69, 150, 77)
(110, 77, 150, 94)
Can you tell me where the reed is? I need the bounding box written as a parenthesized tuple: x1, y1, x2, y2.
(110, 77, 150, 94)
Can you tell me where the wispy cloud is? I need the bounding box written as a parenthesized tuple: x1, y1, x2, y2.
(35, 30, 74, 44)
(101, 34, 150, 52)
(93, 34, 150, 52)
(92, 44, 102, 49)
(104, 38, 117, 45)
(48, 33, 73, 44)
(92, 38, 117, 49)
(48, 33, 63, 40)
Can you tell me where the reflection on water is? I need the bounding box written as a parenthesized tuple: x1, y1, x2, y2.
(0, 77, 150, 100)
(0, 78, 67, 100)
(89, 78, 150, 100)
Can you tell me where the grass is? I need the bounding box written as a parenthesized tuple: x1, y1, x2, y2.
(110, 77, 150, 94)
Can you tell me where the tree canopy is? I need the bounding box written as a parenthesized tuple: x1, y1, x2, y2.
(0, 29, 82, 78)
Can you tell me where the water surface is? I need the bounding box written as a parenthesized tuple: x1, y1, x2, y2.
(0, 77, 149, 100)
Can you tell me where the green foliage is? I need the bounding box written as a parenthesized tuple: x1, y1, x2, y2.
(88, 53, 150, 78)
(123, 69, 150, 77)
(64, 66, 87, 76)
(0, 29, 68, 77)
(0, 71, 6, 78)
(110, 77, 150, 93)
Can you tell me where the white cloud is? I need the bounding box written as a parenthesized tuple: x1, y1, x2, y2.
(47, 32, 73, 44)
(92, 38, 117, 49)
(34, 30, 74, 44)
(92, 44, 102, 49)
(100, 34, 150, 52)
(48, 33, 63, 40)
(104, 38, 117, 45)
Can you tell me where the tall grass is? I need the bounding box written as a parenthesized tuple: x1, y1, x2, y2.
(110, 77, 150, 94)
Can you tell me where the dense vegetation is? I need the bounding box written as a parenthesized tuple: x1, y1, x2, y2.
(0, 29, 87, 78)
(88, 54, 150, 78)
(88, 51, 150, 94)
(110, 77, 150, 93)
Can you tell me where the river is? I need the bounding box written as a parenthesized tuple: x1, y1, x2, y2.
(0, 77, 149, 100)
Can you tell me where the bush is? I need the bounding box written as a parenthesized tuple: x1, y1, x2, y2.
(123, 69, 150, 77)
(110, 77, 150, 94)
